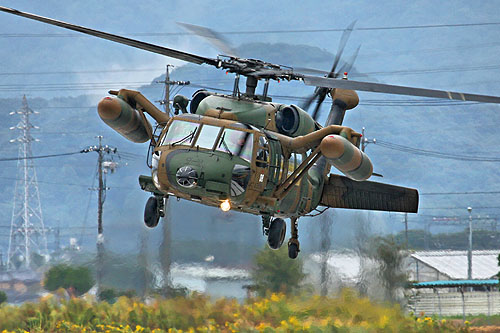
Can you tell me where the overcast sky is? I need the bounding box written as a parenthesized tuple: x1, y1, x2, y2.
(1, 1, 500, 98)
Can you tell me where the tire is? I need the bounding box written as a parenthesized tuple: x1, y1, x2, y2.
(267, 218, 286, 250)
(288, 242, 299, 259)
(144, 197, 160, 228)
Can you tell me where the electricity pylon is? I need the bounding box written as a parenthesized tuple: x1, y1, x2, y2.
(7, 96, 48, 270)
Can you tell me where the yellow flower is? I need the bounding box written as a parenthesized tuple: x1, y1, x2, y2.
(256, 322, 269, 330)
(270, 293, 280, 302)
(379, 315, 389, 327)
(288, 316, 299, 327)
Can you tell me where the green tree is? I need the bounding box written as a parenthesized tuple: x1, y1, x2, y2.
(0, 290, 6, 304)
(368, 236, 408, 303)
(250, 246, 305, 296)
(44, 264, 94, 296)
(497, 254, 500, 288)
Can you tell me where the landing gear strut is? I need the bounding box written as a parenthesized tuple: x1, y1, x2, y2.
(144, 195, 167, 228)
(288, 217, 300, 259)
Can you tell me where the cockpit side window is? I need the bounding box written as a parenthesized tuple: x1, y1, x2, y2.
(216, 128, 253, 162)
(161, 120, 199, 146)
(230, 164, 251, 197)
(256, 136, 269, 168)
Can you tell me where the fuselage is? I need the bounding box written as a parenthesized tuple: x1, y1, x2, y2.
(151, 113, 324, 218)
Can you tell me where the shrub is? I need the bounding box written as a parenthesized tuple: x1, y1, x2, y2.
(0, 290, 6, 304)
(250, 245, 305, 296)
(44, 264, 94, 296)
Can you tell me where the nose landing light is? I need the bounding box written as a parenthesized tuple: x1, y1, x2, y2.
(220, 199, 231, 212)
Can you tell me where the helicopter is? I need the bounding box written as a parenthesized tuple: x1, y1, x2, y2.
(3, 7, 500, 259)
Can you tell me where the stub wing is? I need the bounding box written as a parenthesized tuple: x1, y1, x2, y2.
(320, 174, 418, 213)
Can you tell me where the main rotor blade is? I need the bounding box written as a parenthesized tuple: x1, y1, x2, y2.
(0, 6, 218, 67)
(329, 20, 356, 78)
(302, 75, 500, 104)
(177, 22, 238, 57)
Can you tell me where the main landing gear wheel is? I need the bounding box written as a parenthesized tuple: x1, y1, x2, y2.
(287, 217, 300, 259)
(144, 196, 166, 228)
(267, 218, 286, 250)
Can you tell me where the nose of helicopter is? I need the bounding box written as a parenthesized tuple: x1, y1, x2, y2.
(163, 149, 240, 199)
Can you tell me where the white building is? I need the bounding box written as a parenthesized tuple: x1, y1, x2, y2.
(408, 250, 500, 282)
(168, 263, 251, 301)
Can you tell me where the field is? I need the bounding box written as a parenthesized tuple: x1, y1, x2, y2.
(0, 289, 473, 332)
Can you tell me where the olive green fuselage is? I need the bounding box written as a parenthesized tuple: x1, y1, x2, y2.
(152, 113, 324, 218)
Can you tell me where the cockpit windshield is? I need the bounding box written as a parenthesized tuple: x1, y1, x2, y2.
(196, 124, 221, 149)
(161, 121, 199, 146)
(161, 120, 254, 162)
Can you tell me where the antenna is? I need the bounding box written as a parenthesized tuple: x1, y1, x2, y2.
(7, 96, 48, 270)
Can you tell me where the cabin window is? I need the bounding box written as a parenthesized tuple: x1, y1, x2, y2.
(195, 124, 221, 149)
(230, 164, 251, 197)
(161, 120, 199, 146)
(216, 128, 253, 162)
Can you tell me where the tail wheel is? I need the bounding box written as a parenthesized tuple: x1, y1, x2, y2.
(288, 240, 300, 259)
(144, 196, 161, 228)
(267, 218, 286, 250)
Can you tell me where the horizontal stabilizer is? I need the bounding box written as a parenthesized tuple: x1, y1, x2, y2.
(320, 174, 418, 213)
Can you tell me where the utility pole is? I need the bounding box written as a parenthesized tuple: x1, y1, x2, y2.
(55, 224, 60, 254)
(319, 212, 332, 296)
(156, 65, 190, 115)
(404, 213, 409, 250)
(467, 206, 473, 280)
(155, 64, 189, 292)
(82, 136, 117, 296)
(7, 96, 48, 270)
(361, 127, 376, 152)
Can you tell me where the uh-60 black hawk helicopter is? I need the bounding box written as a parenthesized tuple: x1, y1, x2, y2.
(3, 7, 500, 259)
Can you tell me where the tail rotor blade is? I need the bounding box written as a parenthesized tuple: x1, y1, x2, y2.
(339, 44, 361, 75)
(311, 88, 329, 120)
(301, 89, 320, 110)
(329, 20, 356, 78)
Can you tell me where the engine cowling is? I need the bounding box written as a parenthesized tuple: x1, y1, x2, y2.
(320, 134, 373, 181)
(275, 105, 316, 137)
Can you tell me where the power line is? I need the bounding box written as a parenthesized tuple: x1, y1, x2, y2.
(373, 140, 500, 162)
(0, 68, 163, 76)
(421, 191, 500, 195)
(2, 21, 500, 39)
(0, 151, 83, 162)
(419, 206, 500, 210)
